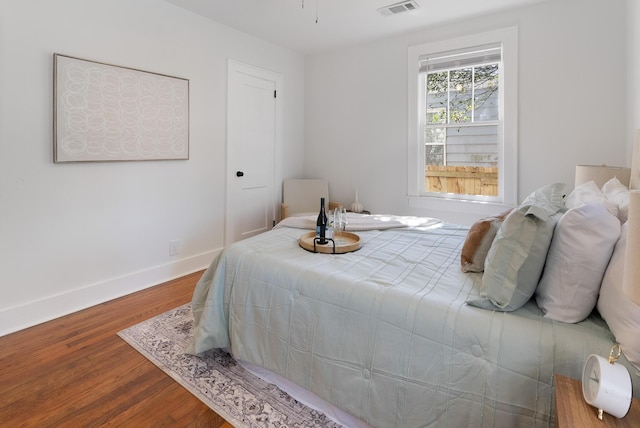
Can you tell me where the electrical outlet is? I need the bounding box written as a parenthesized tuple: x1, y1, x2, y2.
(169, 240, 180, 256)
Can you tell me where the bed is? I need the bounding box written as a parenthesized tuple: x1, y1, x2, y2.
(188, 182, 640, 427)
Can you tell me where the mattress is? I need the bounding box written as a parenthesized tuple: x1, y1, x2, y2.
(188, 222, 638, 427)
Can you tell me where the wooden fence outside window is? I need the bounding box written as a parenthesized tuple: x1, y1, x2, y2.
(425, 165, 498, 196)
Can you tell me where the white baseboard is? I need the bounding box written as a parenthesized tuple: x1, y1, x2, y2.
(0, 249, 222, 337)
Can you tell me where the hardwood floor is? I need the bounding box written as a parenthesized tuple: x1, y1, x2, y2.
(0, 271, 233, 427)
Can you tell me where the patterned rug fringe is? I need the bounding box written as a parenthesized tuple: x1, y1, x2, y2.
(118, 304, 342, 428)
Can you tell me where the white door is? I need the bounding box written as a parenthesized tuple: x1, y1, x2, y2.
(226, 61, 282, 245)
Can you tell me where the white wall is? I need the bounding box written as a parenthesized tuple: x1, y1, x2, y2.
(305, 0, 629, 224)
(0, 0, 305, 335)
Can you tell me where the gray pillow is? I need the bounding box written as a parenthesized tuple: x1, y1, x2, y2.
(467, 183, 566, 311)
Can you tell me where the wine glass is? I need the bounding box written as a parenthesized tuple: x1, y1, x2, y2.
(333, 208, 344, 245)
(341, 207, 348, 238)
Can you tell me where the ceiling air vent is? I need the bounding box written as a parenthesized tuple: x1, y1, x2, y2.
(378, 1, 419, 16)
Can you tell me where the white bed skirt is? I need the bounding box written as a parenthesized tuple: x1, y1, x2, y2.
(239, 359, 372, 428)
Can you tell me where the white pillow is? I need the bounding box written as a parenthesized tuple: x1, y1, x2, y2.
(535, 204, 620, 323)
(565, 180, 619, 218)
(597, 223, 640, 370)
(602, 177, 629, 223)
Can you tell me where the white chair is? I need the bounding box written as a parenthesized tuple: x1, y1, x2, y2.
(281, 179, 342, 219)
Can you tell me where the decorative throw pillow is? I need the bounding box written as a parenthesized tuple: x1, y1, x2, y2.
(597, 223, 640, 370)
(535, 204, 620, 323)
(602, 177, 629, 223)
(461, 209, 513, 272)
(467, 183, 566, 311)
(565, 180, 619, 218)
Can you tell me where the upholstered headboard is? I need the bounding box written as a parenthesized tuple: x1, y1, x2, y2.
(623, 130, 640, 304)
(631, 129, 640, 190)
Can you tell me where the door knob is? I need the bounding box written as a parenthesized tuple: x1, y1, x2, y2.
(236, 171, 244, 177)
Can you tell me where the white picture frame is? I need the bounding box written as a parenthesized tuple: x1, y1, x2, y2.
(53, 53, 189, 162)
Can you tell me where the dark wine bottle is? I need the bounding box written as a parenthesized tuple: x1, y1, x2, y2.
(316, 197, 328, 244)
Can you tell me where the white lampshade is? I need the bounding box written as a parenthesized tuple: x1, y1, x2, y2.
(575, 165, 631, 189)
(623, 190, 640, 306)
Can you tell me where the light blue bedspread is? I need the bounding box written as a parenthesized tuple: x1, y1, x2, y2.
(189, 223, 639, 427)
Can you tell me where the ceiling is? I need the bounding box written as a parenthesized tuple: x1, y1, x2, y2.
(163, 0, 549, 55)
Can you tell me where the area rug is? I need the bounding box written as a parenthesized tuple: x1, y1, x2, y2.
(118, 304, 342, 428)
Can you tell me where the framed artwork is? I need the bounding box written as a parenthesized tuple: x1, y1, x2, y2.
(53, 53, 189, 162)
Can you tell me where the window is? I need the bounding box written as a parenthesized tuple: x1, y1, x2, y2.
(408, 28, 517, 209)
(423, 44, 500, 197)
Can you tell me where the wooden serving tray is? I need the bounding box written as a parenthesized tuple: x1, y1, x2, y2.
(299, 231, 362, 254)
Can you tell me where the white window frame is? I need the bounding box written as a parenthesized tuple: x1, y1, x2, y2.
(408, 27, 518, 214)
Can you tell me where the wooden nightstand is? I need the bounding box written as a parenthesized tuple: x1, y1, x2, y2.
(554, 374, 640, 427)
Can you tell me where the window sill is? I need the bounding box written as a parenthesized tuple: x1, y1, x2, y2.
(408, 196, 514, 226)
